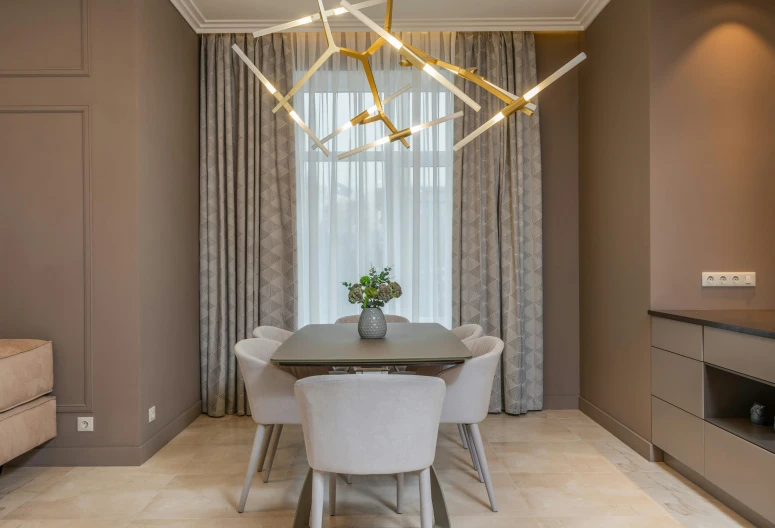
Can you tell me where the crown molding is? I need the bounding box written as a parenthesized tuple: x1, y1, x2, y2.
(576, 0, 612, 28)
(170, 0, 610, 34)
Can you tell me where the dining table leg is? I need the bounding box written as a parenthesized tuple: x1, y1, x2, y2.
(430, 465, 451, 528)
(292, 468, 314, 528)
(293, 467, 452, 527)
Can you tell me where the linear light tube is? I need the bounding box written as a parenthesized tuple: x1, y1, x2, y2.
(338, 111, 463, 160)
(523, 52, 586, 101)
(252, 0, 386, 37)
(232, 44, 331, 157)
(409, 111, 463, 134)
(452, 112, 504, 152)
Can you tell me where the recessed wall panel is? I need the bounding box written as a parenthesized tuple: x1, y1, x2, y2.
(0, 0, 89, 76)
(0, 107, 92, 411)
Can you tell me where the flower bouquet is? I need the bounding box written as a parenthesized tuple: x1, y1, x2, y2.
(342, 267, 402, 338)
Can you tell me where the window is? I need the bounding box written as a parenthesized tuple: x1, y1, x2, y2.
(294, 36, 455, 327)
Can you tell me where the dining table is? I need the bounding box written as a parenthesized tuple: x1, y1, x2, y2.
(271, 322, 471, 528)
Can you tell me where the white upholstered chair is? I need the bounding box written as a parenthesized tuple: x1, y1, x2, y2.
(234, 337, 312, 512)
(334, 314, 410, 324)
(402, 336, 503, 512)
(295, 375, 446, 528)
(252, 325, 293, 342)
(450, 324, 484, 342)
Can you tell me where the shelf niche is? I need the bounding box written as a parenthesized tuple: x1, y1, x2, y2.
(705, 364, 775, 455)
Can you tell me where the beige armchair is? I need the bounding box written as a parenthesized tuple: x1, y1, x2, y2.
(0, 340, 56, 471)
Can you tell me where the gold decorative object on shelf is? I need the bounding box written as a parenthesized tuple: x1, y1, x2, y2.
(232, 0, 587, 159)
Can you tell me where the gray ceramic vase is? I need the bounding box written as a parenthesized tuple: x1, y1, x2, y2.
(358, 307, 387, 339)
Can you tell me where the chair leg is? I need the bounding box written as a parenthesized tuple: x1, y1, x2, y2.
(458, 423, 469, 449)
(310, 469, 324, 528)
(263, 424, 283, 483)
(396, 472, 404, 514)
(329, 472, 337, 516)
(238, 424, 266, 513)
(419, 467, 433, 528)
(256, 424, 274, 472)
(470, 424, 498, 512)
(465, 425, 484, 482)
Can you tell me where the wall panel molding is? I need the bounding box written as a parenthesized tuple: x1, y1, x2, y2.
(0, 0, 90, 77)
(0, 105, 94, 413)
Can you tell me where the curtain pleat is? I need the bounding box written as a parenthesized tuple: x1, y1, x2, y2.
(452, 32, 544, 415)
(199, 34, 296, 417)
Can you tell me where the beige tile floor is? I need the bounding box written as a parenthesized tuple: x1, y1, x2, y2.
(0, 410, 754, 528)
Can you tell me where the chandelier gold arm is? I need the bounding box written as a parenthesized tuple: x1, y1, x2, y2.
(340, 0, 481, 112)
(337, 44, 410, 148)
(312, 84, 412, 150)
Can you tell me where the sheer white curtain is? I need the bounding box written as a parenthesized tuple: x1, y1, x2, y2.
(294, 32, 455, 327)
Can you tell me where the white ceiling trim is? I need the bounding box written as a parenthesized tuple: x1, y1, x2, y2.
(171, 0, 611, 34)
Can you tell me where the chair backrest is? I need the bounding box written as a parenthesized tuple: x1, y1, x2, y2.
(335, 314, 410, 324)
(450, 324, 484, 342)
(438, 336, 503, 424)
(295, 375, 445, 475)
(234, 338, 301, 425)
(252, 325, 293, 342)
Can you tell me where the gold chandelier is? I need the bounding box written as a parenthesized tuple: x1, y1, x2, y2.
(232, 0, 586, 159)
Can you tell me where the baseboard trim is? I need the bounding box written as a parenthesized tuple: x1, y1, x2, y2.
(664, 454, 775, 528)
(578, 397, 662, 462)
(544, 394, 579, 409)
(139, 401, 202, 463)
(11, 401, 202, 467)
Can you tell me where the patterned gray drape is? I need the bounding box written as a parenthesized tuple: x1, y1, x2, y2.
(200, 34, 296, 417)
(452, 32, 544, 415)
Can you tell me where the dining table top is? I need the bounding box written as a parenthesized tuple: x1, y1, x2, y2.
(270, 322, 472, 367)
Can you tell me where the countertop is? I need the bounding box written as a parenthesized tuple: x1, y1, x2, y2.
(648, 309, 775, 340)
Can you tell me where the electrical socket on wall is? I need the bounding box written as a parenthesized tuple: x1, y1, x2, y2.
(77, 417, 94, 432)
(702, 272, 756, 288)
(149, 406, 156, 423)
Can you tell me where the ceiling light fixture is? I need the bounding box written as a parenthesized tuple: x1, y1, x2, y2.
(235, 0, 586, 159)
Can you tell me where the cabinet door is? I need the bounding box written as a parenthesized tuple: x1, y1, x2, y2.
(652, 396, 704, 475)
(705, 423, 775, 524)
(704, 327, 775, 384)
(651, 347, 704, 417)
(651, 317, 703, 360)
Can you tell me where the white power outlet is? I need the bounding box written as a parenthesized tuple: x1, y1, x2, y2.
(702, 272, 756, 287)
(77, 417, 94, 432)
(148, 406, 156, 423)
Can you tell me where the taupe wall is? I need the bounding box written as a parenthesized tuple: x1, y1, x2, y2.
(649, 0, 775, 310)
(136, 0, 200, 447)
(579, 0, 653, 442)
(535, 33, 582, 410)
(0, 0, 199, 465)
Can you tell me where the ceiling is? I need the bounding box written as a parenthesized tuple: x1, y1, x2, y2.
(170, 0, 611, 33)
